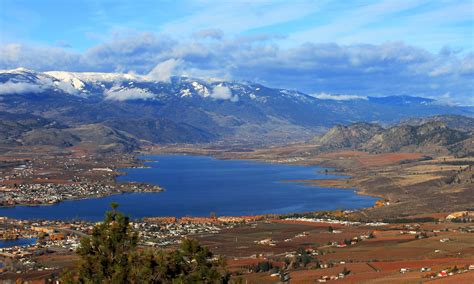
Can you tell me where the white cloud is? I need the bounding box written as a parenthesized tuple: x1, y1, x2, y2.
(209, 85, 238, 102)
(0, 43, 83, 71)
(311, 92, 367, 101)
(146, 58, 182, 82)
(0, 81, 46, 95)
(1, 32, 473, 105)
(104, 86, 155, 101)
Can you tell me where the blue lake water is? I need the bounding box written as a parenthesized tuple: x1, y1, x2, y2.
(0, 238, 37, 248)
(0, 155, 376, 221)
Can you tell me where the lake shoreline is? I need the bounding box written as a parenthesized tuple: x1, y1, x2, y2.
(138, 151, 382, 211)
(0, 154, 376, 221)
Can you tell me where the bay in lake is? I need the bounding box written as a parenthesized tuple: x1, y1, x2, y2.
(0, 238, 37, 248)
(0, 155, 376, 221)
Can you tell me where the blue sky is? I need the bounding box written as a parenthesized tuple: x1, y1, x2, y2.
(0, 0, 473, 104)
(1, 0, 472, 52)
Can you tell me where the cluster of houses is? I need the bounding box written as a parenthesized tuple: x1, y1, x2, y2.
(332, 233, 372, 248)
(0, 181, 162, 207)
(255, 238, 277, 246)
(4, 162, 34, 179)
(284, 217, 388, 227)
(0, 182, 121, 206)
(316, 271, 349, 282)
(0, 236, 82, 273)
(401, 264, 474, 279)
(134, 220, 223, 247)
(137, 215, 267, 246)
(429, 264, 474, 278)
(0, 217, 95, 273)
(446, 210, 474, 222)
(138, 216, 270, 246)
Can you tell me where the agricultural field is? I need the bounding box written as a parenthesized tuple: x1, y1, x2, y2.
(195, 218, 474, 283)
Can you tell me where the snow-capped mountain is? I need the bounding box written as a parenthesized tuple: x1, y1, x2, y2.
(0, 67, 313, 103)
(0, 68, 472, 144)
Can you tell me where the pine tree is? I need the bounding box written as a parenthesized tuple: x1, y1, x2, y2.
(71, 203, 228, 283)
(76, 203, 138, 283)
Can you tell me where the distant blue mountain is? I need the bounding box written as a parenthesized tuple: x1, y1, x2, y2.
(367, 95, 434, 105)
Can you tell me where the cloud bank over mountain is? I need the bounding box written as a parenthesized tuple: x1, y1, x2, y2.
(312, 93, 368, 101)
(1, 32, 472, 105)
(0, 81, 46, 95)
(104, 86, 155, 101)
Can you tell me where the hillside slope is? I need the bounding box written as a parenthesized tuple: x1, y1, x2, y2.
(314, 115, 473, 156)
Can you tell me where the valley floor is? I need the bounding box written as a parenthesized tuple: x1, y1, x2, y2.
(0, 142, 472, 283)
(196, 218, 474, 283)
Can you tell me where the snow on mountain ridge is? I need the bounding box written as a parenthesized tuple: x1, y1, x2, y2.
(191, 81, 210, 97)
(104, 86, 156, 101)
(0, 68, 447, 106)
(45, 71, 140, 83)
(0, 67, 35, 74)
(1, 69, 261, 102)
(0, 68, 83, 96)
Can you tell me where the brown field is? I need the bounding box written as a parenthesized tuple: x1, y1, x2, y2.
(195, 218, 474, 283)
(316, 151, 425, 167)
(394, 174, 442, 186)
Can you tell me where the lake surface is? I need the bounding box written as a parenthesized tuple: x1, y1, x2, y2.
(0, 238, 37, 248)
(0, 155, 376, 221)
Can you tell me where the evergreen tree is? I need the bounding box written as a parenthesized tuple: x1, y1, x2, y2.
(76, 203, 138, 283)
(70, 203, 228, 283)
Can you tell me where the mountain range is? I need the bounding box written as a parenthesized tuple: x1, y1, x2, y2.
(314, 115, 474, 157)
(0, 68, 473, 150)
